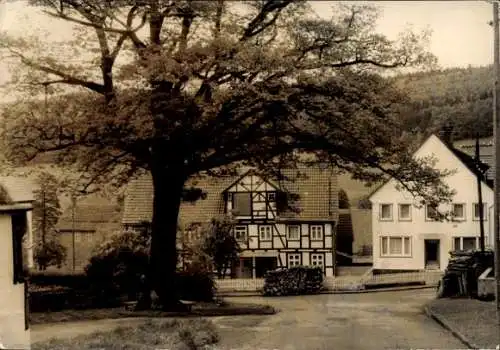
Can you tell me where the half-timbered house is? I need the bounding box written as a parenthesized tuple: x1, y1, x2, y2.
(122, 166, 339, 278)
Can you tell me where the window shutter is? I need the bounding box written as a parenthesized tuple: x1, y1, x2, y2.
(276, 191, 288, 212)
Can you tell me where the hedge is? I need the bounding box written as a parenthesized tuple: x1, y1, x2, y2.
(28, 271, 89, 290)
(263, 266, 323, 296)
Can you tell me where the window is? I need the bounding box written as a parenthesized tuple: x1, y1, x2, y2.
(380, 236, 411, 257)
(311, 254, 324, 268)
(288, 254, 301, 267)
(426, 205, 438, 221)
(259, 225, 272, 241)
(379, 204, 393, 221)
(234, 226, 248, 241)
(75, 232, 94, 244)
(463, 237, 477, 251)
(454, 237, 478, 251)
(452, 204, 466, 220)
(267, 192, 276, 201)
(473, 203, 487, 221)
(398, 204, 412, 221)
(310, 225, 323, 240)
(286, 225, 300, 241)
(232, 193, 252, 216)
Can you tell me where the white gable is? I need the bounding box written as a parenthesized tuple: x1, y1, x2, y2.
(225, 173, 278, 193)
(370, 134, 493, 203)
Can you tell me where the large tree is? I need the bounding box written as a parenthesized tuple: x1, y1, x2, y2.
(0, 0, 452, 309)
(32, 171, 65, 270)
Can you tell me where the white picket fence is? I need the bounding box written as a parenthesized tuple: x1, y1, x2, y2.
(215, 270, 443, 293)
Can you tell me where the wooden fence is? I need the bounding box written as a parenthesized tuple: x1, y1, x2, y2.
(215, 270, 444, 293)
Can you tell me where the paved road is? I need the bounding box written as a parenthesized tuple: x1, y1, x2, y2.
(211, 289, 465, 350)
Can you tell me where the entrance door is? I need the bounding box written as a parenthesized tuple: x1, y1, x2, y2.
(255, 257, 278, 278)
(424, 239, 440, 270)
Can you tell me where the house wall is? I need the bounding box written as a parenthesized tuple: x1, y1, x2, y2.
(59, 228, 113, 272)
(0, 214, 30, 349)
(235, 222, 335, 276)
(371, 135, 494, 271)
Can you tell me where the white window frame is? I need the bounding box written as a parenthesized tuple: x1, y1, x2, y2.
(259, 225, 272, 241)
(379, 204, 393, 221)
(380, 236, 412, 257)
(286, 225, 300, 241)
(453, 236, 479, 251)
(425, 204, 439, 221)
(398, 204, 412, 221)
(473, 203, 487, 221)
(288, 254, 301, 267)
(234, 225, 248, 241)
(310, 225, 323, 241)
(311, 254, 324, 268)
(452, 203, 466, 221)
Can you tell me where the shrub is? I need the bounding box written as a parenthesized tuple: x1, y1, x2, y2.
(29, 270, 88, 289)
(34, 240, 67, 271)
(176, 271, 216, 302)
(85, 226, 216, 305)
(85, 229, 150, 304)
(200, 217, 242, 279)
(263, 266, 324, 296)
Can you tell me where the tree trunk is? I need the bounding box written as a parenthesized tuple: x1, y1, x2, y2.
(148, 164, 187, 311)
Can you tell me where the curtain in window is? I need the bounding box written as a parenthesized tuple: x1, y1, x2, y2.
(233, 193, 252, 215)
(389, 237, 402, 254)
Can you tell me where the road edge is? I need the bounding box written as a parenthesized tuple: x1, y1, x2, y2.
(424, 305, 479, 350)
(218, 285, 436, 297)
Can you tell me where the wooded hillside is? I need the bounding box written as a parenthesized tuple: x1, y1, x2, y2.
(393, 66, 493, 140)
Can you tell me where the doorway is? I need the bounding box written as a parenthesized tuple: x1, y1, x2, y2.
(424, 239, 440, 270)
(255, 257, 278, 278)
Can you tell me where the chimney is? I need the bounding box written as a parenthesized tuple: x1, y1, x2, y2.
(439, 123, 454, 146)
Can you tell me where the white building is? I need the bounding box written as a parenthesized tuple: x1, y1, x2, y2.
(0, 178, 34, 349)
(369, 134, 493, 272)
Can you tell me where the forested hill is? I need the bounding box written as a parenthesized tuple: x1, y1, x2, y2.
(391, 66, 493, 140)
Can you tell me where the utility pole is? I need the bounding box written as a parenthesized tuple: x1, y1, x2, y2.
(492, 0, 500, 325)
(476, 136, 486, 252)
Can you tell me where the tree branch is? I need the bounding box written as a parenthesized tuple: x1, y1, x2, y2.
(7, 48, 106, 94)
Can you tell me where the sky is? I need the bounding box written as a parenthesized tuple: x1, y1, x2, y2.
(0, 0, 495, 95)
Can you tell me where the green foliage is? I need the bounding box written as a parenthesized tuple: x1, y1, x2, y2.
(85, 228, 151, 303)
(34, 240, 67, 270)
(263, 266, 324, 296)
(85, 226, 216, 303)
(338, 189, 350, 209)
(393, 66, 493, 140)
(2, 0, 450, 307)
(200, 217, 242, 279)
(32, 171, 64, 270)
(176, 271, 216, 302)
(357, 196, 372, 209)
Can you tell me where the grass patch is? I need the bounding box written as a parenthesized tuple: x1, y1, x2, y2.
(32, 318, 219, 350)
(30, 301, 276, 325)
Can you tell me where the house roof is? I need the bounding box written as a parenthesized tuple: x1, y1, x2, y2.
(0, 176, 35, 203)
(369, 134, 493, 200)
(56, 203, 122, 232)
(122, 166, 338, 226)
(453, 137, 494, 182)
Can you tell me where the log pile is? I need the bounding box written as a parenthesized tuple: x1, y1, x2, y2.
(263, 266, 323, 296)
(438, 250, 494, 298)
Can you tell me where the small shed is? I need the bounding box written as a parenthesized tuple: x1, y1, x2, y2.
(0, 177, 34, 349)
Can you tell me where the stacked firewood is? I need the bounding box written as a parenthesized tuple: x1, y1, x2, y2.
(438, 250, 494, 298)
(263, 266, 323, 296)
